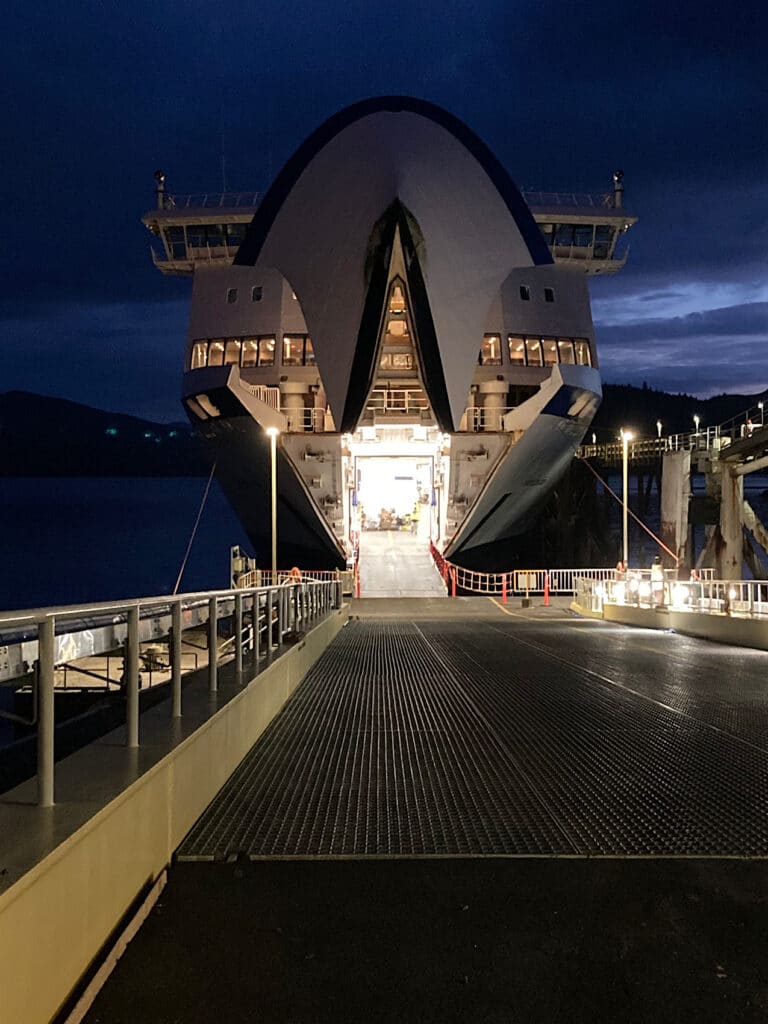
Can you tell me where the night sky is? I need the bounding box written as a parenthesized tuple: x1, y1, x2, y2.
(3, 1, 767, 421)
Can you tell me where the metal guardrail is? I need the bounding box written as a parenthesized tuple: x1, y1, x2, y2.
(161, 192, 260, 210)
(576, 573, 766, 618)
(0, 580, 340, 807)
(522, 190, 615, 209)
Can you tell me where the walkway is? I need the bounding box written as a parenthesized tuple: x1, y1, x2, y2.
(358, 529, 446, 597)
(83, 602, 768, 1024)
(179, 608, 768, 858)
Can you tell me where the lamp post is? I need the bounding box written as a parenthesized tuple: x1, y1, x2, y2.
(693, 414, 700, 434)
(759, 401, 764, 427)
(266, 426, 279, 584)
(621, 429, 633, 567)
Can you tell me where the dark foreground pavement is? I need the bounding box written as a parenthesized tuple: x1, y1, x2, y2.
(85, 858, 768, 1024)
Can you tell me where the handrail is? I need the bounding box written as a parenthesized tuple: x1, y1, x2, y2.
(577, 574, 768, 619)
(160, 192, 260, 210)
(522, 190, 615, 209)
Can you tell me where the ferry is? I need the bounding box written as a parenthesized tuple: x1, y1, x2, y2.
(142, 97, 636, 571)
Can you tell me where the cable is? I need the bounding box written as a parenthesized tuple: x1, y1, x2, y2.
(579, 456, 679, 564)
(173, 462, 217, 595)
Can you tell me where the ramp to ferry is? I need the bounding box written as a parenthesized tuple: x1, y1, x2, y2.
(357, 530, 446, 597)
(83, 602, 768, 1024)
(180, 606, 768, 859)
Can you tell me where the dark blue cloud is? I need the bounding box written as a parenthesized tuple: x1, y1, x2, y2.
(2, 0, 767, 416)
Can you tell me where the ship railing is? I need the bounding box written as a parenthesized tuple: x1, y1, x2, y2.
(428, 543, 619, 597)
(367, 388, 430, 413)
(577, 574, 768, 618)
(243, 382, 281, 410)
(461, 405, 518, 432)
(523, 190, 615, 209)
(161, 191, 260, 210)
(581, 402, 767, 462)
(285, 407, 329, 433)
(0, 578, 341, 806)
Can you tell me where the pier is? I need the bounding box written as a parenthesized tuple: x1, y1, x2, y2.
(2, 581, 768, 1022)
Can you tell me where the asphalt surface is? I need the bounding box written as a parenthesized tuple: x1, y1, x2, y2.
(82, 608, 768, 1023)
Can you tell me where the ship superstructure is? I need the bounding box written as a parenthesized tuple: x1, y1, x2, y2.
(143, 97, 636, 571)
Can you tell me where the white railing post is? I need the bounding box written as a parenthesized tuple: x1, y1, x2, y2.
(208, 596, 218, 693)
(126, 605, 140, 748)
(253, 592, 261, 666)
(171, 600, 182, 718)
(37, 616, 55, 807)
(235, 592, 243, 679)
(277, 587, 285, 649)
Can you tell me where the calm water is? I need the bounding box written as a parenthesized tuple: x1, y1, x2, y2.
(0, 477, 251, 612)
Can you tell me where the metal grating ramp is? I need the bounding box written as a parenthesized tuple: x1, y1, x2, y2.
(178, 618, 768, 859)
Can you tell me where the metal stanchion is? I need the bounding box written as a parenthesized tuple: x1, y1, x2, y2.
(253, 591, 260, 668)
(235, 592, 243, 680)
(171, 600, 182, 718)
(277, 587, 284, 651)
(208, 596, 218, 693)
(126, 605, 140, 748)
(37, 616, 55, 807)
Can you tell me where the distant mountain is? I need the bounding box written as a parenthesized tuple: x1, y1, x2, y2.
(593, 383, 768, 441)
(2, 384, 765, 477)
(0, 392, 208, 476)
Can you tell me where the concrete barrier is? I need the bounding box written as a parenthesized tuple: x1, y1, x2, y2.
(0, 607, 348, 1024)
(572, 599, 768, 651)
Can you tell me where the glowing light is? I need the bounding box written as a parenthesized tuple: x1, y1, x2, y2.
(728, 588, 737, 600)
(628, 576, 639, 593)
(613, 581, 626, 604)
(672, 584, 689, 606)
(639, 581, 651, 598)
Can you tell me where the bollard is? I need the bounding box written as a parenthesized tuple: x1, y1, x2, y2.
(544, 573, 550, 607)
(37, 616, 55, 807)
(451, 567, 457, 598)
(502, 574, 507, 606)
(171, 600, 182, 718)
(208, 596, 218, 693)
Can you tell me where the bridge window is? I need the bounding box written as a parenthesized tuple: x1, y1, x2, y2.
(305, 337, 316, 366)
(166, 226, 186, 259)
(251, 285, 262, 302)
(544, 287, 555, 303)
(224, 339, 241, 365)
(187, 225, 206, 248)
(207, 339, 225, 366)
(542, 337, 559, 366)
(226, 224, 245, 247)
(479, 334, 502, 365)
(558, 338, 576, 364)
(593, 225, 614, 259)
(574, 224, 594, 248)
(539, 223, 554, 244)
(519, 285, 531, 301)
(575, 339, 592, 366)
(507, 335, 526, 365)
(525, 338, 543, 366)
(282, 334, 315, 366)
(226, 287, 238, 304)
(554, 224, 575, 246)
(190, 340, 207, 369)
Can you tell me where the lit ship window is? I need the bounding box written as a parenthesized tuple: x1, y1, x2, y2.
(241, 338, 258, 367)
(257, 336, 276, 366)
(507, 336, 526, 365)
(557, 338, 576, 364)
(190, 340, 207, 369)
(525, 338, 543, 366)
(575, 339, 592, 366)
(479, 334, 502, 365)
(282, 334, 315, 366)
(208, 339, 225, 366)
(542, 337, 559, 366)
(224, 339, 241, 365)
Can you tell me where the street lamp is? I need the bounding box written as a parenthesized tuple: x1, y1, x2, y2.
(656, 419, 662, 440)
(693, 414, 700, 434)
(759, 401, 764, 427)
(621, 429, 633, 567)
(266, 426, 280, 584)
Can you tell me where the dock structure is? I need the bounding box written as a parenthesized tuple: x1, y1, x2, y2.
(2, 586, 768, 1022)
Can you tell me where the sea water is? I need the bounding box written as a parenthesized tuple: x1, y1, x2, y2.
(0, 477, 252, 612)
